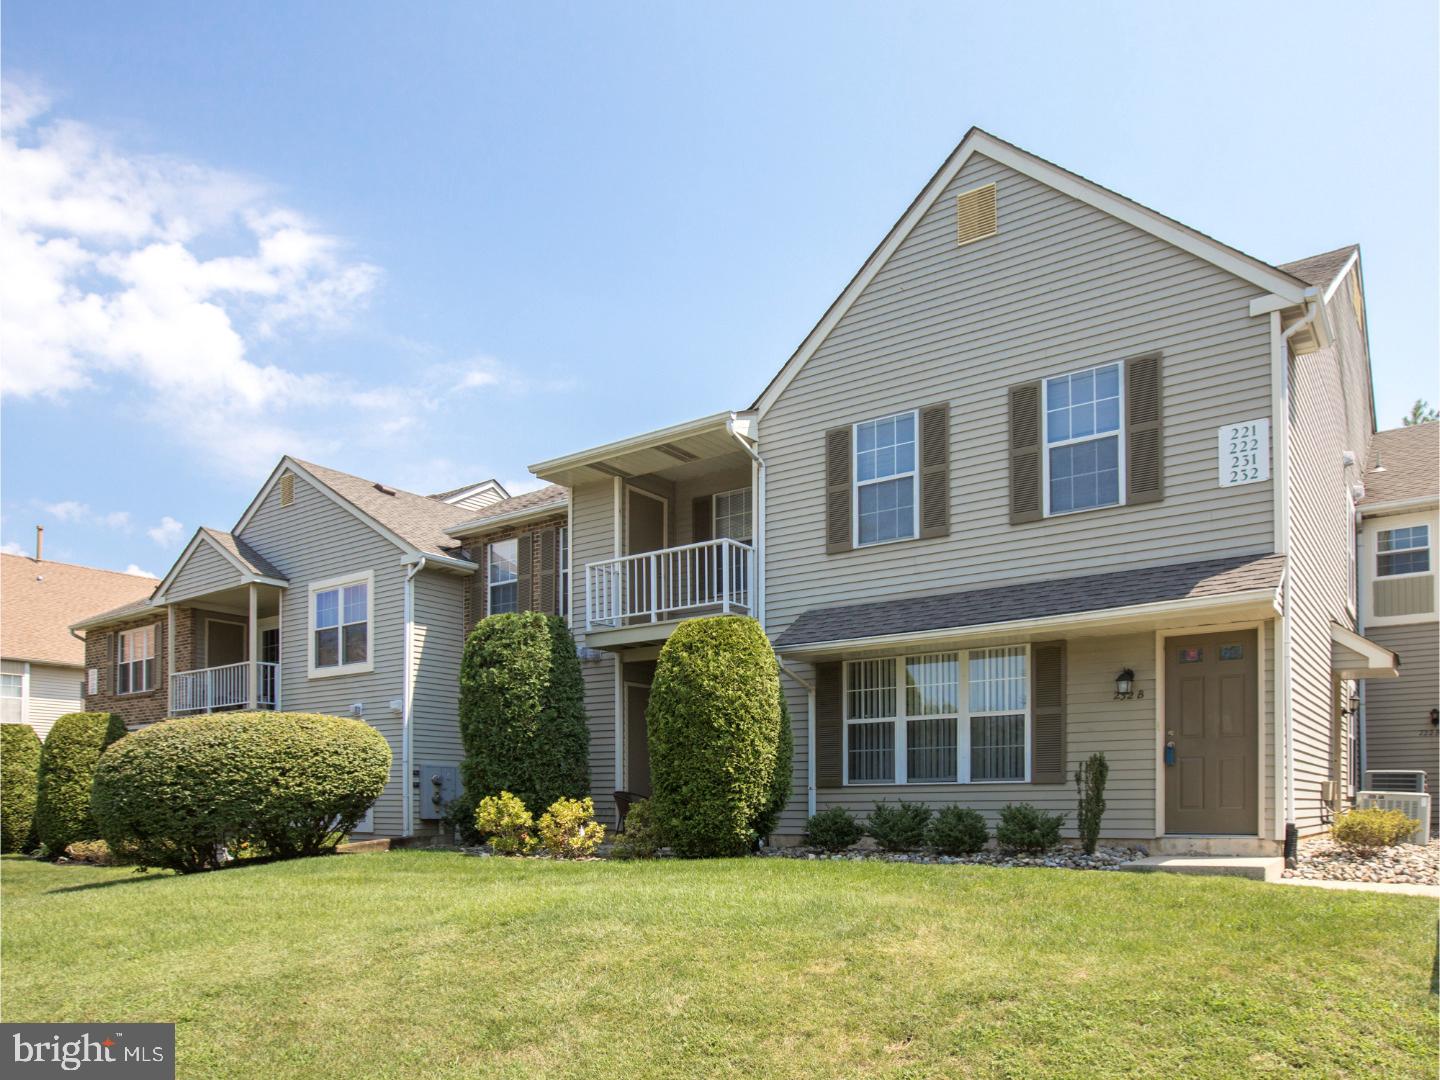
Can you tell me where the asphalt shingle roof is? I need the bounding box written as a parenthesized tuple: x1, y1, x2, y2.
(1277, 245, 1358, 288)
(3, 555, 157, 665)
(773, 553, 1286, 649)
(199, 528, 286, 580)
(1362, 423, 1439, 507)
(288, 459, 476, 558)
(452, 485, 568, 527)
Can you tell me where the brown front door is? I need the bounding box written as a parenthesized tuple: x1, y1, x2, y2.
(1164, 630, 1258, 835)
(625, 683, 652, 797)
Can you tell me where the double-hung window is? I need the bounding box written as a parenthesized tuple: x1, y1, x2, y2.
(1044, 363, 1123, 515)
(0, 672, 23, 723)
(1376, 525, 1430, 577)
(844, 646, 1030, 784)
(713, 487, 753, 544)
(309, 573, 371, 676)
(488, 538, 519, 614)
(115, 625, 157, 694)
(854, 411, 917, 546)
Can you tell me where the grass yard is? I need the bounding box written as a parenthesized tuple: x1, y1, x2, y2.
(2, 852, 1435, 1079)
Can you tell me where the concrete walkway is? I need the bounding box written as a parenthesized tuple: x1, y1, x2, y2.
(1119, 855, 1283, 882)
(1276, 877, 1439, 899)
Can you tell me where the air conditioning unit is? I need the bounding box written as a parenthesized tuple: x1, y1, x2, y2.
(1363, 770, 1427, 793)
(1355, 791, 1431, 844)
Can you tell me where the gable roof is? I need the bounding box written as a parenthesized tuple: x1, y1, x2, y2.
(1278, 244, 1359, 289)
(2, 554, 156, 664)
(445, 485, 569, 537)
(429, 479, 508, 503)
(752, 127, 1316, 417)
(200, 528, 285, 579)
(149, 526, 289, 604)
(1361, 423, 1439, 508)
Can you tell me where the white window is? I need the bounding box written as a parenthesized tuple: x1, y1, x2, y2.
(1043, 362, 1124, 515)
(713, 488, 753, 544)
(0, 673, 24, 724)
(557, 526, 570, 618)
(308, 572, 372, 677)
(115, 625, 157, 694)
(488, 538, 519, 615)
(853, 410, 918, 546)
(844, 646, 1030, 785)
(1376, 525, 1430, 577)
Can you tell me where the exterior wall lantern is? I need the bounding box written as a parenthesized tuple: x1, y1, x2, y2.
(1113, 669, 1136, 700)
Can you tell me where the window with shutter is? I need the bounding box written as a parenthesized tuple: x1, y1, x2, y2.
(1009, 382, 1043, 524)
(1125, 355, 1164, 504)
(824, 428, 852, 554)
(853, 410, 917, 546)
(537, 527, 558, 614)
(918, 403, 950, 538)
(1043, 363, 1123, 515)
(1030, 641, 1066, 784)
(815, 662, 844, 788)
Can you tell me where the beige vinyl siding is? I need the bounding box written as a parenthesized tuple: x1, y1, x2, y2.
(777, 670, 812, 834)
(759, 153, 1276, 639)
(237, 469, 409, 836)
(23, 662, 84, 738)
(410, 567, 467, 835)
(164, 541, 243, 603)
(571, 478, 620, 823)
(1363, 621, 1439, 829)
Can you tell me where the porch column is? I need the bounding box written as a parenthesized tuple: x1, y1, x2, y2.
(247, 583, 259, 709)
(166, 604, 176, 714)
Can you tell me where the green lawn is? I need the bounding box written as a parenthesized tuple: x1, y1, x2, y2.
(2, 852, 1435, 1079)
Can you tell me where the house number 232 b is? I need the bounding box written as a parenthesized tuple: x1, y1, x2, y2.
(1218, 419, 1271, 487)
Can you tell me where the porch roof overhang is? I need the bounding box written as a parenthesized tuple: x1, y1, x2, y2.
(151, 528, 289, 607)
(529, 411, 751, 486)
(772, 553, 1285, 661)
(1330, 623, 1400, 680)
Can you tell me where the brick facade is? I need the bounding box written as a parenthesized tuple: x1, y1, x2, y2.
(458, 512, 569, 637)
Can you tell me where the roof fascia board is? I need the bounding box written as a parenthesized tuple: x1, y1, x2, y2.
(528, 412, 733, 478)
(1358, 495, 1440, 516)
(400, 551, 477, 573)
(1322, 249, 1361, 303)
(445, 503, 569, 537)
(1329, 621, 1399, 669)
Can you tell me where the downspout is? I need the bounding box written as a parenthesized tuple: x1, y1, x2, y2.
(726, 413, 765, 630)
(402, 557, 428, 838)
(778, 658, 816, 819)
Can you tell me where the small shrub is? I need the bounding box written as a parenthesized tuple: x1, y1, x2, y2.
(537, 796, 605, 859)
(996, 803, 1065, 853)
(926, 806, 989, 855)
(867, 800, 932, 852)
(63, 839, 133, 866)
(1331, 808, 1420, 849)
(1, 723, 42, 853)
(610, 798, 663, 860)
(1075, 752, 1109, 855)
(806, 806, 863, 851)
(474, 791, 535, 855)
(35, 712, 126, 853)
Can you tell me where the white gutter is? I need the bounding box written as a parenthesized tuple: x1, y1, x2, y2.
(726, 412, 766, 630)
(1357, 495, 1440, 517)
(401, 557, 428, 837)
(529, 411, 733, 480)
(444, 500, 568, 538)
(778, 659, 816, 818)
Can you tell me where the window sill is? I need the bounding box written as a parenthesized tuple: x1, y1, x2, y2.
(113, 689, 159, 698)
(1043, 499, 1125, 520)
(307, 661, 375, 680)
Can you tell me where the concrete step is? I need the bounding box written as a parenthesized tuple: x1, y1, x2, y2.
(1119, 855, 1283, 882)
(337, 838, 393, 854)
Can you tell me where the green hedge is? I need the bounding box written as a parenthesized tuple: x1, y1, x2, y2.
(458, 612, 589, 821)
(648, 615, 785, 857)
(35, 712, 126, 853)
(92, 711, 390, 872)
(1, 723, 42, 853)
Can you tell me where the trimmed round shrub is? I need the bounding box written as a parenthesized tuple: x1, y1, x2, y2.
(92, 711, 390, 872)
(475, 791, 535, 854)
(867, 800, 932, 852)
(806, 806, 862, 852)
(458, 612, 589, 821)
(996, 802, 1065, 853)
(610, 798, 663, 860)
(537, 796, 605, 859)
(35, 712, 126, 854)
(648, 615, 784, 857)
(926, 806, 989, 855)
(1, 723, 42, 853)
(1331, 807, 1420, 849)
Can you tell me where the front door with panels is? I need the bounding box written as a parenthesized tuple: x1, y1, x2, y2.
(624, 682, 653, 798)
(1164, 630, 1259, 835)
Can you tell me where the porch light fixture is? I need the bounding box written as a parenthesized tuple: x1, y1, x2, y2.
(1113, 669, 1135, 700)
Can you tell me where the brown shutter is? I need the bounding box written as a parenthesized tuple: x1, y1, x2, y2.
(918, 402, 950, 538)
(1009, 381, 1043, 524)
(1126, 354, 1163, 505)
(691, 496, 712, 542)
(1030, 640, 1067, 784)
(824, 427, 852, 553)
(515, 533, 534, 612)
(815, 661, 844, 788)
(537, 528, 558, 614)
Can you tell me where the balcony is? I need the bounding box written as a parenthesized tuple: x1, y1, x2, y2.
(586, 538, 754, 632)
(170, 661, 279, 715)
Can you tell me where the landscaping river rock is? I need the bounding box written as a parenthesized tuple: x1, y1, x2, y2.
(760, 843, 1148, 870)
(1282, 837, 1439, 885)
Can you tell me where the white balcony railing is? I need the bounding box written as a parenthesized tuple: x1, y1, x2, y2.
(170, 661, 279, 715)
(586, 538, 754, 630)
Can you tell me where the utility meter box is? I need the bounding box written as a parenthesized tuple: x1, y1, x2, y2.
(419, 764, 459, 821)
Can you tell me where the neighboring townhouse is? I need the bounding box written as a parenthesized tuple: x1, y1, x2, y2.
(1355, 421, 1439, 828)
(534, 128, 1401, 855)
(1, 542, 156, 737)
(70, 459, 508, 837)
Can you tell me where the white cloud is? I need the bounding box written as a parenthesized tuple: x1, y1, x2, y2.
(0, 540, 26, 556)
(42, 499, 89, 522)
(147, 515, 185, 548)
(123, 563, 158, 578)
(39, 501, 132, 531)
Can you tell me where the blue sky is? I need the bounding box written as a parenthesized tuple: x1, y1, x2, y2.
(2, 2, 1436, 576)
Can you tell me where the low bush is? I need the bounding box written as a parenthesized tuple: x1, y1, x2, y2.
(610, 798, 663, 860)
(867, 800, 932, 852)
(474, 791, 535, 854)
(1331, 808, 1420, 849)
(996, 803, 1065, 853)
(1, 723, 42, 853)
(1075, 752, 1109, 855)
(926, 806, 989, 855)
(537, 796, 605, 859)
(806, 806, 863, 852)
(35, 712, 126, 853)
(92, 711, 389, 872)
(63, 839, 134, 866)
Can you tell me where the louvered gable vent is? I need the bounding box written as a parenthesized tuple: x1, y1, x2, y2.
(955, 182, 997, 246)
(279, 472, 295, 507)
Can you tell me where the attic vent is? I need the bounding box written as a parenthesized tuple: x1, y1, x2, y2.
(279, 472, 295, 507)
(373, 482, 396, 496)
(955, 182, 997, 246)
